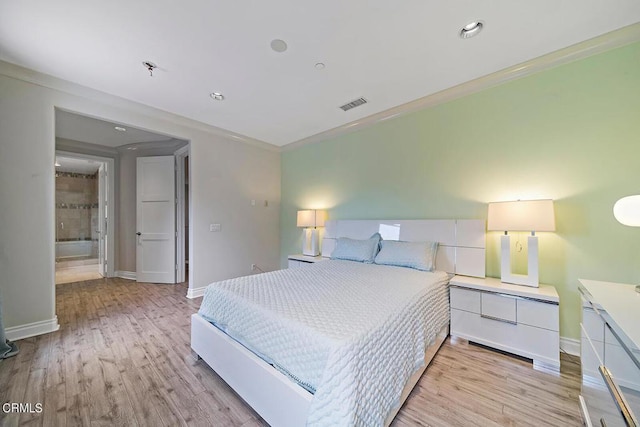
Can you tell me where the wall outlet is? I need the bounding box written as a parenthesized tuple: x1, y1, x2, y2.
(251, 263, 256, 271)
(209, 223, 221, 232)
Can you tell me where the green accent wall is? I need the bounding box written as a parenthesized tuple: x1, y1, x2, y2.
(281, 41, 640, 340)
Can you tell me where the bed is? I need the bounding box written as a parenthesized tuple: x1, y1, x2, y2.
(191, 219, 486, 426)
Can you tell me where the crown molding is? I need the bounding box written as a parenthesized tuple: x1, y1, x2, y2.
(283, 23, 640, 152)
(0, 60, 280, 153)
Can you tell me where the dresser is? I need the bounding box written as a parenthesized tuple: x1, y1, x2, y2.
(450, 275, 560, 369)
(579, 279, 640, 427)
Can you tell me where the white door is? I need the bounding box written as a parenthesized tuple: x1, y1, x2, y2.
(136, 156, 176, 283)
(97, 163, 107, 277)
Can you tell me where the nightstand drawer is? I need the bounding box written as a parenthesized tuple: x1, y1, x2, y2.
(288, 255, 326, 269)
(288, 260, 304, 268)
(517, 299, 559, 331)
(451, 309, 559, 365)
(481, 293, 516, 323)
(450, 287, 480, 313)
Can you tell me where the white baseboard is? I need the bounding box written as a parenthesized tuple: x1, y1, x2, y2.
(116, 270, 136, 280)
(560, 336, 580, 357)
(5, 316, 60, 341)
(186, 286, 207, 299)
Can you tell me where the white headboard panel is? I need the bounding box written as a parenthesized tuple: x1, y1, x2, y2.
(322, 219, 485, 278)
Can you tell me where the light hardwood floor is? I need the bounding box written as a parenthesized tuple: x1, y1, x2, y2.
(0, 278, 583, 426)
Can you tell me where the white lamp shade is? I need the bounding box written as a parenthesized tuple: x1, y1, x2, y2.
(487, 199, 555, 232)
(614, 195, 640, 226)
(296, 210, 327, 228)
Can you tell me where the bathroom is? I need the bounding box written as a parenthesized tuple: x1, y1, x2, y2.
(55, 156, 103, 284)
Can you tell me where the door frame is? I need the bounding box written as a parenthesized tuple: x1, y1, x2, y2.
(97, 162, 106, 277)
(174, 144, 190, 284)
(55, 150, 115, 278)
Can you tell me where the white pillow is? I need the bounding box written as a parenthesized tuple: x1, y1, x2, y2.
(330, 233, 382, 263)
(374, 240, 438, 271)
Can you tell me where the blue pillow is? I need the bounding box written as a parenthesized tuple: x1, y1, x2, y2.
(374, 240, 439, 271)
(331, 233, 382, 263)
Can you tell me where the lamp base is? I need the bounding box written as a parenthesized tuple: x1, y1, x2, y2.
(500, 234, 539, 288)
(302, 228, 320, 256)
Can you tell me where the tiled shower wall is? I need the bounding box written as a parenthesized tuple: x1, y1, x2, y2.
(55, 171, 99, 256)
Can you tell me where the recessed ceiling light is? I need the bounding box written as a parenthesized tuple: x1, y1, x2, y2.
(315, 62, 325, 70)
(270, 39, 288, 53)
(460, 21, 484, 39)
(114, 126, 127, 132)
(127, 147, 137, 150)
(210, 92, 225, 101)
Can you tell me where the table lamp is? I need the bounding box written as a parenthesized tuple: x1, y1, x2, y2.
(613, 195, 640, 293)
(487, 199, 555, 287)
(297, 210, 327, 256)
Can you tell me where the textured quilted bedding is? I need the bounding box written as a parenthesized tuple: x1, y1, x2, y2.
(197, 259, 450, 426)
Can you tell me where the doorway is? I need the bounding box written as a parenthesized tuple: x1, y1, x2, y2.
(55, 109, 189, 286)
(54, 152, 115, 284)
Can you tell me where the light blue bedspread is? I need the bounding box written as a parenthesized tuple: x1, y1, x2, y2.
(198, 260, 449, 426)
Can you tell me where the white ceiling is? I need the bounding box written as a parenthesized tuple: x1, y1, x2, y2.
(2, 1, 640, 147)
(55, 109, 177, 147)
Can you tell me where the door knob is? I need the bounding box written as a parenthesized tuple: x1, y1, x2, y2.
(136, 232, 142, 236)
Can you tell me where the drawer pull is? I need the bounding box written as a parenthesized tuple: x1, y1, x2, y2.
(480, 313, 517, 325)
(598, 366, 638, 427)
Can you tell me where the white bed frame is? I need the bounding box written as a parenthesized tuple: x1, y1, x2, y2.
(191, 219, 486, 426)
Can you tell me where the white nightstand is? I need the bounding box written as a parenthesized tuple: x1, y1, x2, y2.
(450, 275, 560, 370)
(287, 254, 328, 269)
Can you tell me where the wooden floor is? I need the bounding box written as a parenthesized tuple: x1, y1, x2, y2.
(0, 277, 583, 426)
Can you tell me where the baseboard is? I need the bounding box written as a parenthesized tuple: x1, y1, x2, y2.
(5, 316, 60, 341)
(186, 286, 207, 299)
(560, 336, 580, 357)
(116, 270, 136, 280)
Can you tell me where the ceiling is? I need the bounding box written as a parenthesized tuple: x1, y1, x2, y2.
(2, 1, 640, 147)
(56, 109, 177, 148)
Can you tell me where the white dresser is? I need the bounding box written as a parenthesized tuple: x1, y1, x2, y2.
(450, 275, 560, 369)
(579, 279, 640, 427)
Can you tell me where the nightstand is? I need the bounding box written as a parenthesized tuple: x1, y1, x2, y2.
(287, 254, 328, 269)
(450, 275, 560, 369)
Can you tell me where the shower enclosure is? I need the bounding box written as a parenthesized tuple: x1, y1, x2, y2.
(55, 170, 99, 264)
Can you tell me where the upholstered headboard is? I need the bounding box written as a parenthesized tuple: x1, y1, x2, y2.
(321, 219, 485, 278)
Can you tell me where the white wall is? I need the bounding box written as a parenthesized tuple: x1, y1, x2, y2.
(0, 61, 281, 334)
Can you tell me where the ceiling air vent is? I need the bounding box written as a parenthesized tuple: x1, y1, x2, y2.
(339, 97, 367, 112)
